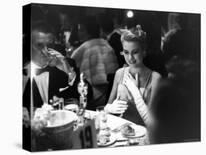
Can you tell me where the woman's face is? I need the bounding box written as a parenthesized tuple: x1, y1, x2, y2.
(122, 41, 145, 67)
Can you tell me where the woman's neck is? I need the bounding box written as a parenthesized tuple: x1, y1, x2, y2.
(129, 64, 147, 74)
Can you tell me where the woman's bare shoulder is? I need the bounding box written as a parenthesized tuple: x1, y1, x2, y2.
(114, 67, 126, 81)
(115, 67, 126, 76)
(150, 71, 162, 86)
(151, 71, 162, 80)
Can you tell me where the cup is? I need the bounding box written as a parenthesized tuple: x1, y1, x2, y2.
(96, 106, 107, 122)
(95, 106, 108, 130)
(64, 98, 79, 113)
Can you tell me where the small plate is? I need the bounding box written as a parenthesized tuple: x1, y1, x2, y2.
(121, 124, 146, 138)
(97, 133, 116, 147)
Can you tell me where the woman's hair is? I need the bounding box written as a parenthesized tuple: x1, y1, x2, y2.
(121, 25, 147, 50)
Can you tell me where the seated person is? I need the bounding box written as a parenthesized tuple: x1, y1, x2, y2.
(104, 25, 161, 127)
(148, 56, 200, 144)
(23, 20, 72, 111)
(23, 20, 73, 151)
(61, 58, 94, 110)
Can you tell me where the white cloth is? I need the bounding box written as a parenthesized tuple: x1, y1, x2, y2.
(34, 72, 49, 103)
(23, 62, 49, 103)
(68, 74, 76, 86)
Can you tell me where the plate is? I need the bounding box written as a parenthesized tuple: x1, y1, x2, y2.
(97, 133, 116, 147)
(121, 124, 146, 138)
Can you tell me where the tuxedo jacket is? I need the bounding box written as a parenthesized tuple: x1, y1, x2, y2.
(23, 66, 69, 109)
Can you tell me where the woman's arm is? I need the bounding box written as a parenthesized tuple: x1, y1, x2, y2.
(122, 72, 162, 126)
(148, 72, 162, 107)
(105, 69, 128, 114)
(107, 69, 122, 103)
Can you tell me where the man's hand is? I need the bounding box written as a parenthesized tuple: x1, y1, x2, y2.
(50, 95, 64, 108)
(46, 48, 71, 74)
(23, 107, 30, 128)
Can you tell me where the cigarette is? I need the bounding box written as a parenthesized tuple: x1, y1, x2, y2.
(59, 86, 69, 92)
(53, 100, 60, 106)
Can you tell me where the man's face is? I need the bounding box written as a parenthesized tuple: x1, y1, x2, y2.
(31, 30, 54, 65)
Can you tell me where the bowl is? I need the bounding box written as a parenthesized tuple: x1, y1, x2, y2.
(37, 110, 78, 151)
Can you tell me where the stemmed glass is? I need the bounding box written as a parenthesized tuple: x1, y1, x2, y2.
(95, 106, 108, 131)
(76, 73, 88, 126)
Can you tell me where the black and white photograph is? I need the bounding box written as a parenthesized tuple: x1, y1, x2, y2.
(1, 0, 205, 155)
(22, 2, 201, 152)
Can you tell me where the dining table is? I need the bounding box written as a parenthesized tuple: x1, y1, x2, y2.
(31, 108, 149, 151)
(84, 110, 149, 148)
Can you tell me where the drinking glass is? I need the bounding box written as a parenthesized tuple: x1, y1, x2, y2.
(96, 106, 108, 130)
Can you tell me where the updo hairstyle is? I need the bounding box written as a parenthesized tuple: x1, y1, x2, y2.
(121, 25, 147, 50)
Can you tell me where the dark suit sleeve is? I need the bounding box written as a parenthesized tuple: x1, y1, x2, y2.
(49, 67, 69, 100)
(85, 80, 94, 110)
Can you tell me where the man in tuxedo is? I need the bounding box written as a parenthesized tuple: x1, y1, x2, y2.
(23, 20, 74, 151)
(23, 20, 72, 112)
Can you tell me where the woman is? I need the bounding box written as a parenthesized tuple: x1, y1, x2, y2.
(104, 25, 161, 127)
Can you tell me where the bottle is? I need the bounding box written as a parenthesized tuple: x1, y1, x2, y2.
(77, 73, 88, 116)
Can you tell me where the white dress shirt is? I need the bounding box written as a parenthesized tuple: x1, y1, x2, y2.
(23, 62, 49, 103)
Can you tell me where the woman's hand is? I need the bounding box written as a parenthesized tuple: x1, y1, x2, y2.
(104, 99, 128, 114)
(123, 72, 151, 126)
(122, 72, 142, 99)
(124, 70, 139, 87)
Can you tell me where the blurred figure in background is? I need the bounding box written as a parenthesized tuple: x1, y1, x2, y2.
(71, 16, 119, 109)
(149, 13, 200, 144)
(149, 56, 200, 144)
(98, 13, 125, 68)
(162, 13, 200, 63)
(98, 13, 126, 101)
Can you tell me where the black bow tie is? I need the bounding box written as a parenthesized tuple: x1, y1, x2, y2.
(23, 68, 28, 76)
(35, 66, 51, 75)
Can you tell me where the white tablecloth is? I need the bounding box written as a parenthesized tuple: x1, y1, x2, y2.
(85, 110, 149, 147)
